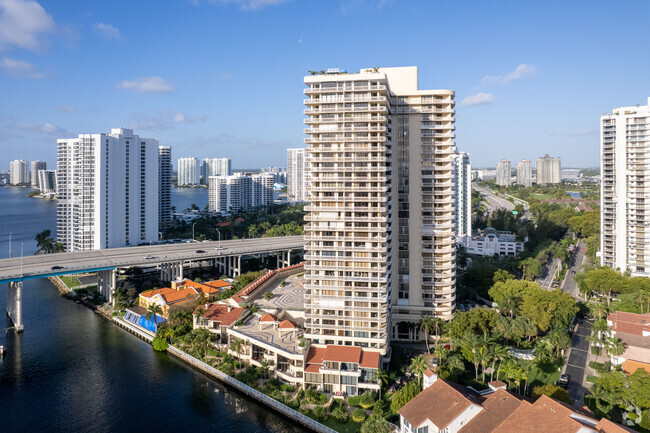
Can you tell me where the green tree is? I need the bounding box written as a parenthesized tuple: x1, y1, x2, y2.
(145, 304, 163, 327)
(332, 405, 347, 421)
(360, 417, 390, 433)
(419, 315, 435, 353)
(520, 257, 543, 280)
(410, 355, 428, 387)
(377, 369, 389, 399)
(230, 338, 245, 370)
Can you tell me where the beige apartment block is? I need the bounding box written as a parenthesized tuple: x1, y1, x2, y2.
(303, 67, 456, 357)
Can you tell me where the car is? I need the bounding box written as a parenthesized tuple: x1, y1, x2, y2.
(51, 265, 63, 270)
(144, 255, 154, 259)
(559, 373, 570, 388)
(215, 246, 225, 250)
(195, 250, 206, 254)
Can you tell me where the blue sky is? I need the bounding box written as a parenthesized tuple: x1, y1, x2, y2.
(1, 0, 649, 170)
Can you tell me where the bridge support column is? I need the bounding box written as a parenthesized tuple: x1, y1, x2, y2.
(160, 262, 183, 282)
(236, 255, 241, 277)
(277, 250, 291, 268)
(7, 281, 24, 332)
(97, 269, 116, 305)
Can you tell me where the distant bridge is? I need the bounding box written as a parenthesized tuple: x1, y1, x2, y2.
(0, 236, 305, 331)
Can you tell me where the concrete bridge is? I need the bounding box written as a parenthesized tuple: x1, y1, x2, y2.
(0, 236, 305, 331)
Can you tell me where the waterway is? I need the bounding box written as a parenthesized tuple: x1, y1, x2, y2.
(0, 186, 300, 433)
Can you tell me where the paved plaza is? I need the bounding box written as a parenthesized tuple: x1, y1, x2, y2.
(255, 274, 306, 311)
(233, 315, 303, 355)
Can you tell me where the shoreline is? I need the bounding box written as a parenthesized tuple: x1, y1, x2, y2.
(49, 278, 334, 433)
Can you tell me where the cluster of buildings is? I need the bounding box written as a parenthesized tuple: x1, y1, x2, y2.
(495, 154, 562, 186)
(208, 172, 275, 213)
(177, 157, 232, 186)
(9, 159, 57, 194)
(398, 369, 632, 433)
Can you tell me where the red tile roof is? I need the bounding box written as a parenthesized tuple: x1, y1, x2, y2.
(324, 345, 362, 364)
(305, 346, 327, 365)
(622, 359, 650, 375)
(461, 389, 521, 433)
(359, 350, 380, 369)
(608, 311, 650, 336)
(595, 418, 638, 432)
(488, 380, 507, 388)
(495, 395, 594, 433)
(399, 378, 481, 429)
(140, 287, 199, 304)
(304, 364, 321, 373)
(278, 320, 296, 329)
(199, 304, 244, 327)
(259, 313, 276, 323)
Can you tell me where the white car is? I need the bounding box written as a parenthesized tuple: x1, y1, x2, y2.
(144, 255, 155, 259)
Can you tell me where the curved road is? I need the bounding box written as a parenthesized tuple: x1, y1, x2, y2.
(473, 184, 515, 213)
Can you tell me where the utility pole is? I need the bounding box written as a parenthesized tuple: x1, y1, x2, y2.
(8, 232, 12, 258)
(20, 243, 23, 277)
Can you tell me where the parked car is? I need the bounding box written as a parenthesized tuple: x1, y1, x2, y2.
(559, 373, 570, 388)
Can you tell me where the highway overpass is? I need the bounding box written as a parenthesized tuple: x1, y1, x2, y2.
(1, 235, 305, 331)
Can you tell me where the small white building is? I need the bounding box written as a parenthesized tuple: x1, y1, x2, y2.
(465, 227, 524, 256)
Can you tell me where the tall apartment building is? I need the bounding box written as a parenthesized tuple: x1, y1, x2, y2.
(158, 146, 172, 229)
(9, 160, 29, 185)
(37, 169, 57, 194)
(452, 151, 472, 243)
(516, 159, 532, 187)
(601, 97, 650, 275)
(30, 160, 47, 187)
(303, 66, 457, 359)
(287, 148, 308, 202)
(177, 157, 200, 186)
(201, 158, 231, 184)
(495, 160, 511, 186)
(208, 172, 274, 213)
(536, 154, 561, 184)
(56, 128, 159, 251)
(261, 166, 288, 184)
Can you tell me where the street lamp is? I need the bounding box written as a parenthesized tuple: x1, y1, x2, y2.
(9, 232, 12, 259)
(20, 243, 23, 277)
(192, 223, 196, 241)
(215, 228, 221, 249)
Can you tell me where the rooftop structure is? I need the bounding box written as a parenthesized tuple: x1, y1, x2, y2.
(537, 154, 561, 185)
(465, 227, 525, 256)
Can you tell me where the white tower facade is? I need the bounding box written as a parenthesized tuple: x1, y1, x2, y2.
(177, 157, 200, 186)
(287, 148, 308, 202)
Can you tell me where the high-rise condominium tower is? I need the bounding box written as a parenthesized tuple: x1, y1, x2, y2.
(208, 172, 274, 213)
(202, 158, 231, 184)
(303, 66, 456, 358)
(516, 159, 532, 187)
(30, 161, 47, 187)
(9, 160, 29, 185)
(56, 128, 159, 251)
(601, 97, 650, 275)
(37, 169, 57, 194)
(177, 157, 200, 186)
(158, 146, 172, 229)
(287, 148, 308, 202)
(496, 160, 511, 186)
(453, 151, 472, 242)
(536, 154, 561, 184)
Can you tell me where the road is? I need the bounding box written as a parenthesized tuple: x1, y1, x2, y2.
(0, 235, 305, 283)
(561, 240, 586, 298)
(564, 320, 593, 405)
(538, 257, 561, 290)
(473, 184, 515, 213)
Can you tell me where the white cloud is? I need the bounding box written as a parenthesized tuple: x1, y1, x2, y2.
(1, 57, 44, 78)
(130, 111, 206, 131)
(52, 105, 76, 113)
(460, 92, 494, 107)
(115, 76, 175, 94)
(0, 0, 55, 51)
(94, 22, 121, 40)
(481, 64, 537, 85)
(16, 121, 69, 136)
(206, 0, 290, 10)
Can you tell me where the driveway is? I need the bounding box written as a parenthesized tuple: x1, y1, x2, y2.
(564, 320, 592, 405)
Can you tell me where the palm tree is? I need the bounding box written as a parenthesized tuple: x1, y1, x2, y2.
(419, 315, 435, 353)
(376, 369, 390, 399)
(409, 355, 428, 387)
(145, 304, 163, 328)
(490, 344, 509, 382)
(589, 385, 613, 414)
(607, 337, 626, 362)
(593, 319, 610, 339)
(52, 242, 65, 253)
(462, 333, 481, 380)
(230, 338, 244, 370)
(520, 360, 533, 396)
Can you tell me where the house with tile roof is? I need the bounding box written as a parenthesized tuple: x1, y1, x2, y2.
(139, 286, 201, 318)
(304, 345, 380, 395)
(193, 303, 244, 343)
(398, 371, 634, 433)
(607, 311, 650, 371)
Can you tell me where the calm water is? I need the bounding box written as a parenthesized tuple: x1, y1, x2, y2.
(172, 186, 209, 211)
(567, 191, 582, 199)
(0, 186, 300, 433)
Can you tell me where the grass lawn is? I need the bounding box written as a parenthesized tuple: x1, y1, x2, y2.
(531, 193, 553, 200)
(60, 275, 81, 288)
(527, 362, 562, 389)
(586, 375, 599, 383)
(306, 412, 363, 433)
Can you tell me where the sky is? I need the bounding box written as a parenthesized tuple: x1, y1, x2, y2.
(1, 0, 649, 170)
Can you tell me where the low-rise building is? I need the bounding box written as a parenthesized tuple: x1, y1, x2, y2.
(399, 370, 633, 433)
(607, 311, 650, 371)
(138, 278, 228, 318)
(304, 345, 380, 396)
(193, 303, 244, 343)
(465, 228, 525, 256)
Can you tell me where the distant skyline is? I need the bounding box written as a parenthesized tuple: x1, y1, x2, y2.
(1, 0, 649, 169)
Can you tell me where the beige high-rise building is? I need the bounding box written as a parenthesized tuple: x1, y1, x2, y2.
(516, 159, 532, 187)
(303, 67, 456, 359)
(601, 97, 650, 275)
(536, 154, 561, 184)
(496, 160, 511, 186)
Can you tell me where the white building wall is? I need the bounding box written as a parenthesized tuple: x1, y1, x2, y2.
(9, 160, 29, 185)
(178, 157, 200, 186)
(287, 148, 308, 202)
(30, 161, 46, 187)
